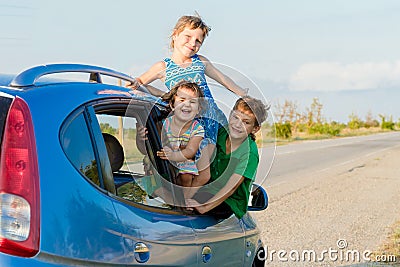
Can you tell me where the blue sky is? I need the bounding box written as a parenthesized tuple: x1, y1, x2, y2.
(1, 0, 400, 122)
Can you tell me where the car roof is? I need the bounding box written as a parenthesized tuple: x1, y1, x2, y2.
(0, 64, 167, 108)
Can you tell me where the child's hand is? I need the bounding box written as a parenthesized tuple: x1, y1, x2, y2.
(238, 87, 249, 97)
(157, 146, 174, 160)
(125, 78, 142, 90)
(185, 198, 209, 214)
(136, 124, 148, 141)
(185, 198, 200, 208)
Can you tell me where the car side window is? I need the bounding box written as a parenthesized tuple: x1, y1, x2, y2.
(96, 109, 177, 211)
(98, 115, 145, 175)
(61, 111, 100, 186)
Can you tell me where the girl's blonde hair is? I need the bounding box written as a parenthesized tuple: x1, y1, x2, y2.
(170, 15, 211, 49)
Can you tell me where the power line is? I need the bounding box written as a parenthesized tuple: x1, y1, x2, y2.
(0, 4, 33, 10)
(0, 14, 31, 17)
(0, 37, 29, 40)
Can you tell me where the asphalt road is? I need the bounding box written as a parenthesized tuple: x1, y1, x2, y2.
(252, 131, 400, 266)
(256, 131, 400, 187)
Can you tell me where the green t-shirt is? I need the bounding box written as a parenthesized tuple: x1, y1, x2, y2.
(209, 127, 259, 219)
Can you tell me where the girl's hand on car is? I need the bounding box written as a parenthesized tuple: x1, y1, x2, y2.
(125, 77, 142, 90)
(185, 198, 210, 214)
(185, 198, 200, 209)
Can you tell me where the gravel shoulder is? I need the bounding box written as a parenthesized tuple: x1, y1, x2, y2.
(252, 143, 400, 266)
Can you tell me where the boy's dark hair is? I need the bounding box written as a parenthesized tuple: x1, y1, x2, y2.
(162, 80, 205, 109)
(233, 96, 270, 140)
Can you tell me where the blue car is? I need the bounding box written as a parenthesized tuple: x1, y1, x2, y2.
(0, 64, 268, 266)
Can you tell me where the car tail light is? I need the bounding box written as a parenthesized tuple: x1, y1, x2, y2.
(0, 97, 40, 257)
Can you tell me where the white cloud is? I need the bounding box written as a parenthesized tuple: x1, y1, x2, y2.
(289, 61, 400, 91)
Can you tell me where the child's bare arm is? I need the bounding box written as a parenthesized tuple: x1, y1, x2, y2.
(186, 174, 245, 213)
(199, 55, 248, 96)
(157, 135, 203, 162)
(126, 61, 166, 97)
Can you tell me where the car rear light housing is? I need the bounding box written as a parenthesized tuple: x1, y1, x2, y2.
(0, 96, 40, 257)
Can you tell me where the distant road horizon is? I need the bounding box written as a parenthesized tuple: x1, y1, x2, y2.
(257, 131, 400, 187)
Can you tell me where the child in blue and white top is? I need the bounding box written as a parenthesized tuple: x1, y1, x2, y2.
(128, 14, 248, 170)
(157, 81, 210, 189)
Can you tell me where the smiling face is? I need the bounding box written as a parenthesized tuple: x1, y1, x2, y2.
(172, 27, 205, 59)
(228, 108, 260, 141)
(171, 86, 201, 123)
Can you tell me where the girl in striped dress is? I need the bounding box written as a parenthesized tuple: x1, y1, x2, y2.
(129, 15, 248, 173)
(157, 81, 210, 188)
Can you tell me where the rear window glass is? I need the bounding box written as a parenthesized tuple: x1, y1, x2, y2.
(61, 112, 100, 186)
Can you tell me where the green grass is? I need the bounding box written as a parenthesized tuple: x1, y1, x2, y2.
(372, 220, 400, 264)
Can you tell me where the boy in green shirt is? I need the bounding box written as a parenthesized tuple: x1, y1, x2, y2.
(186, 96, 269, 219)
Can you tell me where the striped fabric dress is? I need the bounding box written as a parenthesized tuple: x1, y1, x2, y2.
(163, 54, 227, 147)
(162, 116, 205, 175)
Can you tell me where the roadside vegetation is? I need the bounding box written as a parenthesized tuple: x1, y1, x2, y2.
(372, 220, 400, 264)
(257, 97, 399, 146)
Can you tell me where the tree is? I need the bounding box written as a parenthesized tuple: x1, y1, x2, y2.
(306, 98, 324, 132)
(100, 123, 116, 135)
(379, 114, 395, 130)
(273, 100, 304, 134)
(348, 113, 362, 130)
(364, 111, 379, 128)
